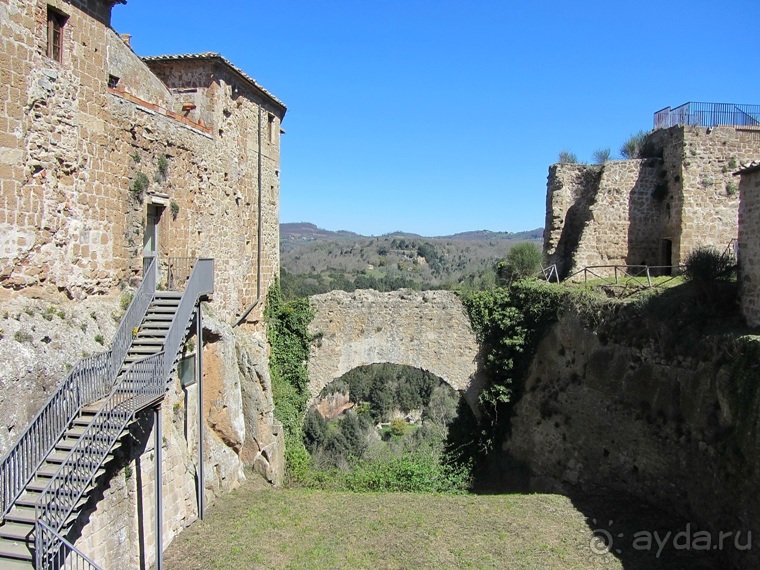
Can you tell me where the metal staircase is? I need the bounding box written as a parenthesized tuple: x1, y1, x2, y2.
(0, 257, 214, 569)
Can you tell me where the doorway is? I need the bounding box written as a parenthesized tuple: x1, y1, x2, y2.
(143, 204, 163, 275)
(661, 239, 673, 275)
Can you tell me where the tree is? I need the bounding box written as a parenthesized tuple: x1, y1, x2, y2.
(498, 242, 542, 283)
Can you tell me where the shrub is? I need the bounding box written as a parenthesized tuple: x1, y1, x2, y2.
(497, 242, 542, 283)
(592, 148, 611, 164)
(726, 182, 738, 197)
(390, 418, 407, 437)
(94, 334, 105, 345)
(14, 330, 32, 343)
(620, 131, 647, 159)
(683, 246, 732, 282)
(130, 172, 149, 199)
(170, 200, 180, 220)
(558, 151, 577, 164)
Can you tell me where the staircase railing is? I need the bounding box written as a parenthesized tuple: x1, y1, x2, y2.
(34, 258, 213, 568)
(0, 257, 157, 520)
(37, 519, 102, 570)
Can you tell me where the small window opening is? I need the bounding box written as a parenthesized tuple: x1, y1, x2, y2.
(268, 114, 275, 144)
(47, 7, 67, 63)
(107, 74, 120, 89)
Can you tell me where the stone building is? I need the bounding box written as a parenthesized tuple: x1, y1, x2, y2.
(0, 0, 284, 327)
(544, 103, 760, 279)
(737, 161, 760, 327)
(0, 0, 286, 567)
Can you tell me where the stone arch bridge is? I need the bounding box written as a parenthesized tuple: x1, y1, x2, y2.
(307, 289, 485, 414)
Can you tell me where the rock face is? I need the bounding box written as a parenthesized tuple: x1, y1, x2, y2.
(0, 297, 282, 569)
(307, 289, 484, 414)
(504, 312, 760, 569)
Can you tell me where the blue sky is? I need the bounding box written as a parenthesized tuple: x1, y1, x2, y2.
(113, 0, 760, 237)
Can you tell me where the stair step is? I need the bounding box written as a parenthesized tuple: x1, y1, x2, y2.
(0, 537, 33, 562)
(132, 337, 165, 346)
(155, 291, 182, 299)
(25, 466, 107, 493)
(0, 521, 34, 541)
(3, 507, 36, 525)
(147, 306, 178, 314)
(128, 346, 161, 354)
(144, 314, 175, 322)
(45, 450, 70, 464)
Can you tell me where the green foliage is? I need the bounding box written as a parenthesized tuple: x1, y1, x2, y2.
(558, 151, 577, 164)
(94, 334, 105, 345)
(130, 172, 149, 199)
(461, 281, 565, 449)
(120, 291, 134, 311)
(170, 200, 180, 220)
(14, 330, 32, 343)
(683, 246, 732, 282)
(497, 242, 542, 283)
(156, 155, 169, 181)
(619, 130, 659, 159)
(592, 148, 611, 164)
(131, 151, 141, 164)
(726, 182, 738, 197)
(265, 279, 316, 481)
(389, 418, 407, 437)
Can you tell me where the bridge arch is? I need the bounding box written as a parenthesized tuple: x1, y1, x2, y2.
(307, 289, 485, 415)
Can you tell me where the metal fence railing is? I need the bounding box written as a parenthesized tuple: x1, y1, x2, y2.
(0, 257, 157, 521)
(563, 264, 685, 293)
(37, 519, 102, 570)
(654, 102, 760, 130)
(34, 258, 214, 568)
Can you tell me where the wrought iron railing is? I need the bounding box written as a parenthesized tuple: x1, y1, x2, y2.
(654, 102, 760, 130)
(37, 519, 102, 570)
(0, 257, 157, 520)
(34, 258, 213, 568)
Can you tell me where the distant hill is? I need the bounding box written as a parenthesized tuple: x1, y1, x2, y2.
(279, 223, 544, 298)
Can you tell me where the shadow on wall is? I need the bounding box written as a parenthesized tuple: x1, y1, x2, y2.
(626, 158, 667, 270)
(553, 167, 604, 279)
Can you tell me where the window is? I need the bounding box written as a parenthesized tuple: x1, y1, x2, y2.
(107, 74, 120, 89)
(47, 6, 67, 63)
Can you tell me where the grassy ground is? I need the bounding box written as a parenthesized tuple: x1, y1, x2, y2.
(164, 480, 621, 570)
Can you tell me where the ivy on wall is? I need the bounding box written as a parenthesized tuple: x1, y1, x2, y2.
(461, 280, 566, 450)
(264, 279, 315, 481)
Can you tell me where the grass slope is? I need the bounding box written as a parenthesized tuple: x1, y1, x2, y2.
(164, 482, 615, 569)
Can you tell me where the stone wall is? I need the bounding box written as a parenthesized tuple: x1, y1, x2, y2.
(503, 312, 760, 569)
(739, 166, 760, 327)
(0, 0, 284, 327)
(544, 160, 663, 277)
(546, 125, 760, 277)
(307, 289, 484, 414)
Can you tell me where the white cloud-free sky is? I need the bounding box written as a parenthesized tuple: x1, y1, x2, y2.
(113, 0, 760, 236)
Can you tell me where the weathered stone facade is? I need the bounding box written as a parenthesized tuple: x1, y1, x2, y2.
(0, 0, 283, 327)
(0, 0, 285, 566)
(546, 125, 760, 278)
(307, 289, 485, 415)
(738, 163, 760, 327)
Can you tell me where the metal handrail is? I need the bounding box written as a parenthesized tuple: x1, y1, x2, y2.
(654, 102, 760, 129)
(37, 519, 102, 570)
(0, 257, 157, 520)
(35, 258, 213, 567)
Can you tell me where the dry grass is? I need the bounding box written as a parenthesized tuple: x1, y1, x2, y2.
(163, 482, 621, 570)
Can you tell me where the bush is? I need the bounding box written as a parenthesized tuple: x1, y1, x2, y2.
(620, 131, 647, 159)
(558, 151, 577, 164)
(130, 172, 149, 199)
(683, 246, 732, 282)
(497, 242, 542, 283)
(389, 418, 407, 437)
(592, 148, 611, 164)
